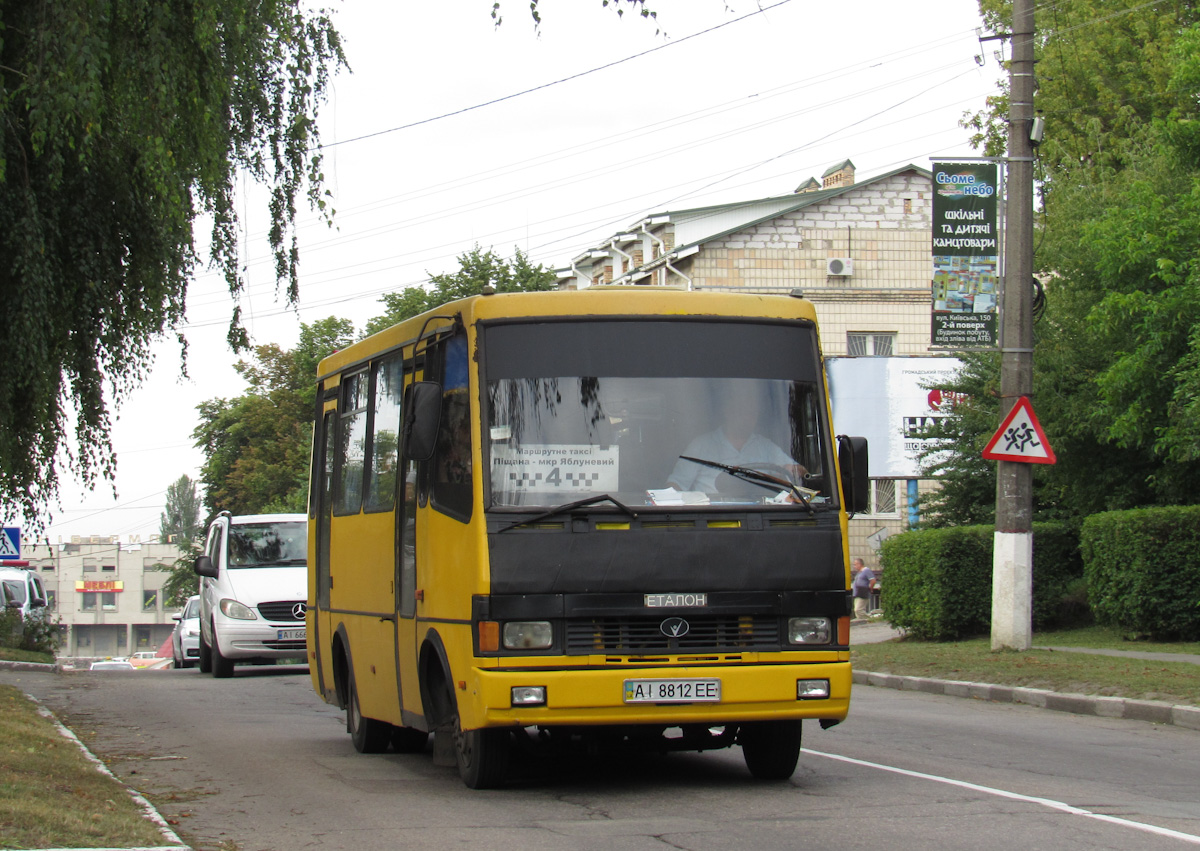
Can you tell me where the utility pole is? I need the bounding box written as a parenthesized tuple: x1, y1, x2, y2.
(992, 0, 1036, 651)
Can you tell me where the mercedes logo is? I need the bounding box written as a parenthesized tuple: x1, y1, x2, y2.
(660, 617, 690, 638)
(291, 602, 307, 620)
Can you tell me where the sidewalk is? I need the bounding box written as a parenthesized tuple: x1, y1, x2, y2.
(848, 619, 1200, 731)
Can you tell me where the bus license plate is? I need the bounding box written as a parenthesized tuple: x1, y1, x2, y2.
(277, 628, 306, 641)
(623, 678, 721, 704)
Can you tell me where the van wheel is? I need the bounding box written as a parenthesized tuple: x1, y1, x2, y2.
(452, 704, 509, 789)
(347, 668, 390, 753)
(211, 624, 235, 678)
(198, 633, 212, 674)
(740, 720, 802, 780)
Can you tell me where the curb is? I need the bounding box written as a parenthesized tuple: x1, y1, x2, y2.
(854, 669, 1200, 731)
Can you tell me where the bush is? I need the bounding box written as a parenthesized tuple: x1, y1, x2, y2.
(1082, 506, 1200, 640)
(0, 608, 62, 656)
(880, 523, 1081, 640)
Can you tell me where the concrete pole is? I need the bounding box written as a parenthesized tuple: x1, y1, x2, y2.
(992, 0, 1036, 651)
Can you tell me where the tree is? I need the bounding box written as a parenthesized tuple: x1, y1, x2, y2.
(156, 475, 204, 606)
(364, 246, 558, 336)
(0, 1, 345, 532)
(924, 10, 1200, 525)
(194, 318, 355, 515)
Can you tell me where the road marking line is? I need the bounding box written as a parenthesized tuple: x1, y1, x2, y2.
(804, 748, 1200, 846)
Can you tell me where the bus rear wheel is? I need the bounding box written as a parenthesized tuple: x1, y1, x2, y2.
(347, 668, 390, 754)
(452, 708, 509, 789)
(740, 720, 802, 780)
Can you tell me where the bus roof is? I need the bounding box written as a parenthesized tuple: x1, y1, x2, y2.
(319, 287, 819, 378)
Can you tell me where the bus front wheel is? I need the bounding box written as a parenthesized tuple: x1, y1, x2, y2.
(452, 708, 509, 789)
(740, 720, 802, 780)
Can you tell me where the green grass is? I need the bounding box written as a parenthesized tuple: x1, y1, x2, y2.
(0, 684, 174, 849)
(852, 629, 1200, 706)
(0, 647, 55, 665)
(1033, 624, 1200, 654)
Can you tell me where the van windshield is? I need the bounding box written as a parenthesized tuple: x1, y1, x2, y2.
(227, 522, 307, 567)
(2, 580, 25, 605)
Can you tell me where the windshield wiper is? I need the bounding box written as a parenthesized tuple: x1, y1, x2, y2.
(679, 455, 815, 514)
(497, 494, 639, 533)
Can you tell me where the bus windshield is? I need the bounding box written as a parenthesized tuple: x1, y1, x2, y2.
(483, 319, 835, 510)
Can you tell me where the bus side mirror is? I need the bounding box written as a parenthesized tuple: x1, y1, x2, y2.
(402, 381, 443, 463)
(837, 435, 869, 514)
(195, 555, 218, 579)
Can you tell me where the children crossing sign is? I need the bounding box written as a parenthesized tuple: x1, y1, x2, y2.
(982, 397, 1056, 464)
(0, 527, 19, 560)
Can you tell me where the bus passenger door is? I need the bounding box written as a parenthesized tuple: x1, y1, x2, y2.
(394, 452, 421, 727)
(313, 409, 336, 700)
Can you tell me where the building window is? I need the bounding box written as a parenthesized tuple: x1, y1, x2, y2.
(45, 590, 56, 610)
(847, 332, 895, 357)
(81, 592, 96, 611)
(116, 629, 127, 649)
(135, 627, 151, 649)
(83, 562, 97, 573)
(78, 632, 91, 648)
(101, 592, 117, 611)
(40, 560, 54, 571)
(143, 590, 158, 612)
(101, 564, 116, 572)
(867, 480, 899, 516)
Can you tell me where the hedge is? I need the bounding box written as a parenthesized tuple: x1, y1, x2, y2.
(879, 523, 1081, 640)
(1082, 505, 1200, 640)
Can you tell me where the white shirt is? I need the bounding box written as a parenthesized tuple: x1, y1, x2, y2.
(668, 429, 795, 493)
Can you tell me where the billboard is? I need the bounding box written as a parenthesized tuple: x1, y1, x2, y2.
(826, 357, 964, 478)
(931, 162, 999, 348)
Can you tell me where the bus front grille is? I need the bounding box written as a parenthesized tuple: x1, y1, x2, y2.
(565, 616, 781, 654)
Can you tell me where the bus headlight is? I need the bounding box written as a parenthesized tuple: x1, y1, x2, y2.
(787, 617, 831, 644)
(503, 621, 553, 650)
(219, 599, 257, 620)
(797, 679, 831, 699)
(511, 686, 546, 706)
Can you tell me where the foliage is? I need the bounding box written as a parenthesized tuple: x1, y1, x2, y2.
(880, 524, 1081, 640)
(0, 608, 62, 656)
(194, 318, 354, 515)
(363, 246, 558, 337)
(927, 8, 1200, 524)
(0, 1, 345, 533)
(1082, 505, 1200, 640)
(494, 0, 657, 27)
(154, 475, 203, 606)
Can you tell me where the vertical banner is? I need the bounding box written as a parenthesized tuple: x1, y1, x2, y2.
(931, 162, 999, 348)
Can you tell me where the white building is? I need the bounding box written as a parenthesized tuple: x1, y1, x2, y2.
(17, 535, 187, 658)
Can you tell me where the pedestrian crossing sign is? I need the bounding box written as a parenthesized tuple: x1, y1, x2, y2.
(982, 396, 1056, 464)
(0, 527, 19, 560)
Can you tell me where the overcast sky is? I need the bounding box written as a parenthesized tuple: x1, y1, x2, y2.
(32, 0, 999, 546)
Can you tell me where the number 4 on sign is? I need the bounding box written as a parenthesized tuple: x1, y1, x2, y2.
(982, 396, 1057, 464)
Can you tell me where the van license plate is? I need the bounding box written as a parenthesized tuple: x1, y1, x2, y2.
(623, 678, 720, 703)
(277, 628, 306, 641)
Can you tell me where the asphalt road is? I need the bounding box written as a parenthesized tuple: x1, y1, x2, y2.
(4, 664, 1200, 851)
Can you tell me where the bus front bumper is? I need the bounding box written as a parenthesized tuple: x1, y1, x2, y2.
(467, 661, 851, 729)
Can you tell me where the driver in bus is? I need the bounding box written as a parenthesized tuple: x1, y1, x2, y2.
(667, 384, 806, 493)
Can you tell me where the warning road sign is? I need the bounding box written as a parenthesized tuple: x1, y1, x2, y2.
(982, 397, 1056, 464)
(0, 527, 19, 560)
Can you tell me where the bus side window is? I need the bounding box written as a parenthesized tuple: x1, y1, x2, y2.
(334, 370, 370, 515)
(430, 333, 473, 522)
(366, 354, 404, 512)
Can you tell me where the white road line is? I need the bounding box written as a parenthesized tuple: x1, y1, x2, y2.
(803, 748, 1200, 846)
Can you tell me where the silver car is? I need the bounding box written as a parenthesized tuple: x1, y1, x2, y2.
(171, 595, 201, 669)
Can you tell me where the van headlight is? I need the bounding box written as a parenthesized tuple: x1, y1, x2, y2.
(502, 621, 553, 650)
(788, 617, 831, 644)
(219, 599, 258, 620)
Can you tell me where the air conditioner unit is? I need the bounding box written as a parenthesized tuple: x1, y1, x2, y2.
(826, 258, 854, 276)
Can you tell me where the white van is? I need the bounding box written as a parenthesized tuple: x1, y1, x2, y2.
(194, 512, 308, 678)
(0, 566, 47, 617)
